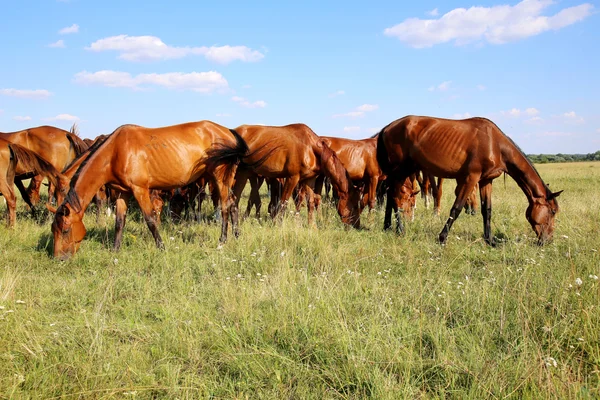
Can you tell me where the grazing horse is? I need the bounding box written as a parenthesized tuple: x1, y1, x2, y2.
(317, 136, 382, 214)
(231, 124, 361, 227)
(0, 125, 88, 211)
(376, 116, 562, 245)
(51, 121, 254, 260)
(0, 139, 65, 226)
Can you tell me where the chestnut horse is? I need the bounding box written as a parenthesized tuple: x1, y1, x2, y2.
(51, 121, 255, 260)
(0, 125, 88, 211)
(317, 136, 382, 214)
(231, 124, 361, 227)
(0, 139, 65, 226)
(376, 116, 562, 245)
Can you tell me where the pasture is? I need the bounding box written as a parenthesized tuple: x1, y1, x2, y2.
(1, 161, 599, 399)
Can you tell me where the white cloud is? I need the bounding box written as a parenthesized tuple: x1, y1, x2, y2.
(86, 35, 264, 64)
(13, 116, 32, 121)
(329, 90, 345, 98)
(343, 126, 361, 132)
(537, 131, 574, 137)
(59, 24, 79, 35)
(48, 40, 65, 48)
(384, 0, 594, 48)
(477, 84, 486, 91)
(428, 8, 439, 16)
(563, 111, 584, 123)
(526, 116, 544, 124)
(596, 128, 600, 134)
(525, 107, 539, 116)
(333, 103, 379, 118)
(231, 96, 267, 108)
(356, 104, 379, 112)
(452, 112, 472, 119)
(501, 108, 523, 117)
(242, 84, 252, 89)
(428, 81, 452, 91)
(0, 88, 52, 99)
(216, 113, 232, 117)
(44, 114, 80, 122)
(74, 70, 229, 93)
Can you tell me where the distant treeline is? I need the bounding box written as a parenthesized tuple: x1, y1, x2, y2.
(527, 151, 600, 164)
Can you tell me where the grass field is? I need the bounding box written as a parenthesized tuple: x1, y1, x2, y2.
(1, 162, 599, 399)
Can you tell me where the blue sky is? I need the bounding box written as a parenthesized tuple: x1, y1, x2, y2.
(0, 0, 598, 153)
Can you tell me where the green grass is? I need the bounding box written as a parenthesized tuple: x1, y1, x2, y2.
(1, 162, 599, 399)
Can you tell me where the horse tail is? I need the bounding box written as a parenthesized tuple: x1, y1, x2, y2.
(66, 123, 90, 156)
(318, 140, 350, 196)
(376, 125, 393, 175)
(9, 143, 61, 189)
(204, 129, 251, 182)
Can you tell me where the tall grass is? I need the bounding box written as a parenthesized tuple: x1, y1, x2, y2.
(0, 162, 599, 399)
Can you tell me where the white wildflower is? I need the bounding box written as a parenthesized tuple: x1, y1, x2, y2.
(575, 278, 583, 286)
(15, 300, 25, 304)
(544, 356, 557, 367)
(589, 275, 598, 280)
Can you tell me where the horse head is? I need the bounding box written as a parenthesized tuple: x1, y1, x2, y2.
(526, 189, 562, 245)
(51, 202, 86, 260)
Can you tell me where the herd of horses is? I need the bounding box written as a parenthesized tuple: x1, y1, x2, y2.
(0, 115, 562, 260)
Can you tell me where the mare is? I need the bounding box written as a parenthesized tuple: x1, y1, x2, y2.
(376, 116, 562, 245)
(316, 136, 382, 214)
(51, 121, 255, 260)
(230, 124, 361, 228)
(0, 138, 64, 226)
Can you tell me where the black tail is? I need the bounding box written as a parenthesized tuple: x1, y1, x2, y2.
(9, 143, 61, 189)
(204, 129, 251, 180)
(376, 125, 393, 175)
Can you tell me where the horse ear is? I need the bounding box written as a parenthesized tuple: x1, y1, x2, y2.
(548, 190, 563, 200)
(46, 203, 58, 214)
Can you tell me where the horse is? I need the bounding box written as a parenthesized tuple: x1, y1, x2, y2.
(0, 138, 65, 226)
(230, 124, 361, 228)
(51, 121, 256, 260)
(316, 136, 382, 214)
(376, 116, 562, 245)
(0, 125, 88, 211)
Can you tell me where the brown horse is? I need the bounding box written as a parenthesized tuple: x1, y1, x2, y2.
(317, 136, 382, 214)
(51, 121, 255, 260)
(230, 124, 361, 227)
(0, 125, 88, 210)
(0, 138, 65, 226)
(376, 116, 562, 245)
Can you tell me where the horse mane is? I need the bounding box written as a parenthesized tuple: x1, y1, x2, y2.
(61, 134, 109, 173)
(66, 123, 90, 156)
(8, 142, 60, 189)
(319, 140, 351, 195)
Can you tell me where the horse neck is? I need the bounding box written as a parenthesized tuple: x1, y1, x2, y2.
(318, 145, 349, 195)
(67, 143, 113, 216)
(503, 142, 547, 204)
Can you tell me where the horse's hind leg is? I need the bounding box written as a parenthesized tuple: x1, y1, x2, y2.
(131, 186, 164, 250)
(479, 180, 494, 245)
(276, 175, 300, 219)
(438, 176, 479, 244)
(302, 178, 317, 227)
(383, 178, 398, 231)
(26, 175, 43, 206)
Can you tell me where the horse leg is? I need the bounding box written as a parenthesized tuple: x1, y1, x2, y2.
(383, 178, 395, 231)
(15, 179, 36, 218)
(276, 176, 300, 219)
(430, 176, 443, 216)
(313, 175, 325, 210)
(303, 178, 317, 227)
(246, 175, 260, 218)
(268, 179, 282, 219)
(293, 184, 304, 214)
(113, 196, 128, 251)
(438, 176, 479, 244)
(131, 186, 164, 250)
(479, 180, 494, 246)
(0, 168, 17, 227)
